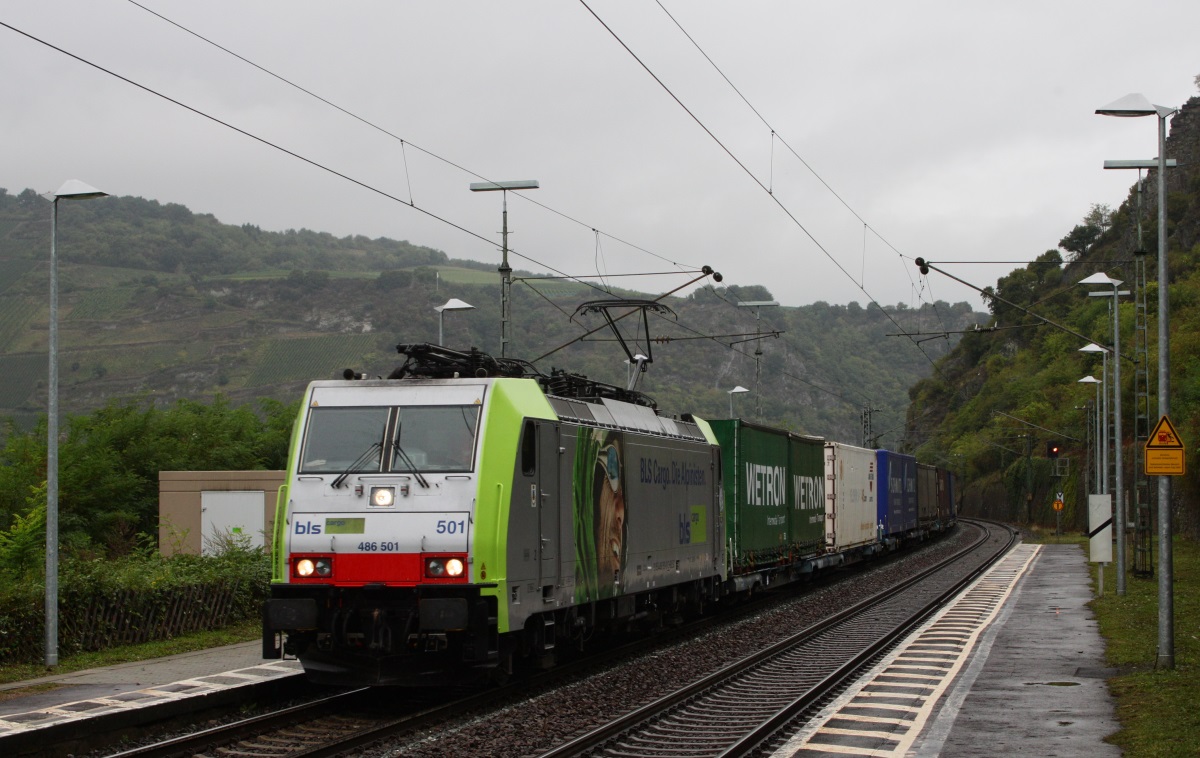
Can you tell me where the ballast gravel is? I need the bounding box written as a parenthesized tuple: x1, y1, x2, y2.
(372, 525, 981, 757)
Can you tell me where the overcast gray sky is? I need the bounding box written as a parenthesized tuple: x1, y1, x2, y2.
(3, 1, 1197, 309)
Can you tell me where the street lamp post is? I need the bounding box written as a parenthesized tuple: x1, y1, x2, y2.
(1078, 375, 1102, 494)
(45, 180, 108, 667)
(1081, 273, 1128, 595)
(1097, 92, 1178, 668)
(469, 180, 539, 358)
(1079, 343, 1109, 495)
(728, 385, 749, 418)
(435, 298, 475, 347)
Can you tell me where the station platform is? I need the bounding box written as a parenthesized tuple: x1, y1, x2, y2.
(773, 542, 1121, 757)
(0, 639, 303, 754)
(0, 542, 1122, 757)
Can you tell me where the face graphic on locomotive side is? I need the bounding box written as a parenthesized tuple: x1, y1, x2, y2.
(573, 428, 628, 602)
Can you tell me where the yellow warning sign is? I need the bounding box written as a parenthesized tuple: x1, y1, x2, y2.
(1145, 415, 1185, 476)
(1147, 415, 1184, 449)
(1053, 499, 1064, 512)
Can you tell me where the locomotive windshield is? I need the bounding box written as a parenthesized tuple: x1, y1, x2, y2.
(392, 406, 479, 473)
(300, 405, 479, 474)
(301, 407, 388, 473)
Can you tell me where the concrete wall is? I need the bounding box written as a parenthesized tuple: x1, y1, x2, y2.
(159, 471, 285, 556)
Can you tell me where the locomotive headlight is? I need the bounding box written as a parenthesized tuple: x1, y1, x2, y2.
(425, 557, 466, 578)
(370, 486, 395, 507)
(294, 557, 333, 578)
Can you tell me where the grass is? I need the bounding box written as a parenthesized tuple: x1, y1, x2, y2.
(1091, 536, 1199, 756)
(993, 526, 1197, 754)
(0, 618, 261, 687)
(245, 333, 378, 387)
(0, 352, 46, 408)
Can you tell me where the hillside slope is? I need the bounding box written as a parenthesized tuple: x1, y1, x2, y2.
(907, 96, 1200, 536)
(0, 190, 982, 444)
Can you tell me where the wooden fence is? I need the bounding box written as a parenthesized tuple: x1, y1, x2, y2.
(0, 580, 253, 664)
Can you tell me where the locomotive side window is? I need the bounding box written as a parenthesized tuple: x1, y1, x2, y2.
(520, 419, 536, 476)
(392, 405, 480, 473)
(300, 407, 388, 473)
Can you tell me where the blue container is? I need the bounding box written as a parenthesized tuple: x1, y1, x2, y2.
(876, 450, 918, 537)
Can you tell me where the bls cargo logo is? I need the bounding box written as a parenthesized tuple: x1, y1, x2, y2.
(679, 506, 707, 544)
(294, 519, 322, 535)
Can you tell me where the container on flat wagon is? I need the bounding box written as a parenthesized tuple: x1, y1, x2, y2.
(937, 467, 956, 523)
(917, 463, 939, 527)
(710, 419, 790, 572)
(876, 450, 918, 537)
(788, 433, 825, 558)
(824, 442, 877, 552)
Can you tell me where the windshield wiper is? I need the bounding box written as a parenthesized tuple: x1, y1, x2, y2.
(331, 442, 382, 489)
(390, 424, 430, 489)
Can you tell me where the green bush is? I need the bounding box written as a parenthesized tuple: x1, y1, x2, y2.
(0, 544, 271, 663)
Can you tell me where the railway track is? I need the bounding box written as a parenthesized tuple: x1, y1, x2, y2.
(99, 524, 1000, 758)
(541, 519, 1016, 758)
(103, 587, 803, 758)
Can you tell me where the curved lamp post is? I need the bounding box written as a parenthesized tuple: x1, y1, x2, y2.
(1078, 343, 1109, 495)
(45, 180, 108, 666)
(1096, 92, 1178, 668)
(435, 298, 474, 346)
(728, 385, 749, 418)
(1080, 272, 1127, 595)
(1078, 375, 1102, 494)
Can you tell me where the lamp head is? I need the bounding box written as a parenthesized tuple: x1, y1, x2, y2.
(52, 180, 107, 200)
(435, 298, 475, 313)
(1078, 272, 1123, 288)
(1096, 93, 1156, 118)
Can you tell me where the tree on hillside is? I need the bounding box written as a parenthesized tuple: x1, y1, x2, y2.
(1058, 204, 1112, 260)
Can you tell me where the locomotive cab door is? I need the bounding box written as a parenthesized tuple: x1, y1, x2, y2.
(536, 421, 560, 590)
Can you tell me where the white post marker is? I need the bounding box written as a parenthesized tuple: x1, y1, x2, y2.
(1090, 494, 1113, 596)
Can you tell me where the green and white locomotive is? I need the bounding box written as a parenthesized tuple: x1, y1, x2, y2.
(263, 337, 956, 686)
(263, 343, 725, 685)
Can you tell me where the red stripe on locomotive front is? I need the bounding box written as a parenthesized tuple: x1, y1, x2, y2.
(289, 553, 468, 585)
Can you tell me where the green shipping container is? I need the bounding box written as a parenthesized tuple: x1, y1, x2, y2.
(788, 433, 826, 556)
(710, 419, 790, 571)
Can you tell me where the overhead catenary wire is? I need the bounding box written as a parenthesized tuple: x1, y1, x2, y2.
(11, 10, 899, 427)
(4, 14, 878, 419)
(581, 0, 941, 375)
(124, 0, 702, 275)
(126, 0, 848, 388)
(915, 258, 1110, 352)
(650, 1, 922, 293)
(0, 19, 671, 317)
